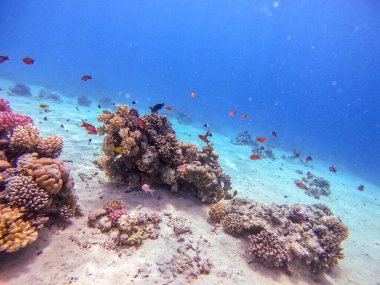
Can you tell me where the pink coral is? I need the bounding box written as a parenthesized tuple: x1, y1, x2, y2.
(108, 209, 125, 222)
(0, 112, 34, 132)
(0, 98, 12, 112)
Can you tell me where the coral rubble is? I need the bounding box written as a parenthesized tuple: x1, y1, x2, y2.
(97, 105, 232, 203)
(209, 198, 348, 277)
(38, 89, 62, 102)
(0, 98, 78, 253)
(88, 202, 161, 247)
(8, 84, 32, 97)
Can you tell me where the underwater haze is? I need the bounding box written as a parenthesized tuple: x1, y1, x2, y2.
(1, 0, 380, 184)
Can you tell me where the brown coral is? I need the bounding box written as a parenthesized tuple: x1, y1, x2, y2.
(0, 204, 38, 253)
(209, 203, 230, 223)
(4, 175, 51, 211)
(248, 230, 291, 268)
(27, 158, 70, 194)
(37, 135, 64, 158)
(103, 200, 124, 212)
(221, 213, 245, 236)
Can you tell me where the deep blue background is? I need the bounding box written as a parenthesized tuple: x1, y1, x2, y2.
(1, 0, 379, 184)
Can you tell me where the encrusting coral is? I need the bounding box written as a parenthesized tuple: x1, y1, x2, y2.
(209, 199, 349, 277)
(0, 98, 78, 254)
(88, 202, 161, 247)
(97, 105, 232, 203)
(208, 203, 230, 222)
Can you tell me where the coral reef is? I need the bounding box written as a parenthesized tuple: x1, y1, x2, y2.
(8, 84, 32, 97)
(171, 110, 193, 125)
(297, 172, 331, 199)
(252, 145, 276, 160)
(231, 131, 257, 146)
(97, 105, 232, 203)
(77, 95, 92, 107)
(38, 89, 62, 102)
(88, 203, 161, 247)
(0, 99, 78, 254)
(209, 198, 348, 277)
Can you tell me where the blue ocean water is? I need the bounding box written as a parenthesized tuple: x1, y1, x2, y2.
(1, 0, 379, 184)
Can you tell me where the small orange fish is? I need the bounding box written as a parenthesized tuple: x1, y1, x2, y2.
(198, 134, 210, 144)
(81, 75, 92, 81)
(271, 131, 277, 137)
(191, 91, 197, 97)
(229, 110, 236, 116)
(22, 57, 35, 64)
(241, 114, 248, 120)
(166, 106, 173, 111)
(250, 154, 261, 160)
(295, 181, 308, 190)
(136, 117, 146, 129)
(256, 137, 267, 143)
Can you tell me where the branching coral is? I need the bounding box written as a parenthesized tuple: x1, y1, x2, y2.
(97, 105, 232, 203)
(4, 175, 51, 211)
(0, 112, 34, 133)
(0, 204, 38, 253)
(10, 124, 63, 158)
(248, 230, 291, 268)
(209, 203, 230, 223)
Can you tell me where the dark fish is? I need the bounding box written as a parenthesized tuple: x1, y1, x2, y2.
(329, 166, 337, 174)
(358, 185, 364, 191)
(98, 104, 101, 108)
(306, 156, 313, 162)
(198, 134, 210, 144)
(44, 116, 48, 121)
(150, 103, 164, 113)
(66, 119, 70, 121)
(60, 124, 64, 128)
(232, 190, 238, 198)
(76, 107, 80, 111)
(204, 123, 209, 127)
(88, 138, 92, 143)
(0, 56, 10, 63)
(112, 102, 116, 106)
(205, 130, 213, 137)
(271, 131, 277, 138)
(81, 75, 92, 81)
(131, 100, 138, 104)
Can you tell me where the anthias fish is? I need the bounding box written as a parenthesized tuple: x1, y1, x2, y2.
(81, 75, 92, 81)
(136, 117, 146, 129)
(256, 137, 267, 143)
(229, 110, 236, 116)
(22, 57, 35, 64)
(0, 56, 9, 63)
(150, 103, 164, 113)
(295, 181, 308, 190)
(191, 91, 197, 97)
(271, 131, 277, 137)
(241, 114, 248, 120)
(166, 106, 173, 111)
(329, 166, 337, 174)
(80, 119, 97, 135)
(250, 154, 260, 160)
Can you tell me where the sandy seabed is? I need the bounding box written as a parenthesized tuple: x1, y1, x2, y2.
(0, 78, 379, 285)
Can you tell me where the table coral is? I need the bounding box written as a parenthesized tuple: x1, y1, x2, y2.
(0, 204, 38, 253)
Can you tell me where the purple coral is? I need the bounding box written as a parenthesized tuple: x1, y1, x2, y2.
(0, 111, 34, 132)
(108, 209, 125, 222)
(0, 98, 12, 112)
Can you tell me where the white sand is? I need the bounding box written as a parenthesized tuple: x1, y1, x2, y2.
(0, 79, 379, 285)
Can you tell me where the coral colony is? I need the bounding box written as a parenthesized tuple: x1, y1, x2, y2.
(0, 98, 78, 253)
(0, 97, 348, 280)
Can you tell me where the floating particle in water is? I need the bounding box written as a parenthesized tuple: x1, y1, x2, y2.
(311, 46, 315, 50)
(273, 1, 280, 8)
(118, 91, 122, 95)
(331, 81, 337, 86)
(125, 93, 131, 99)
(248, 97, 253, 101)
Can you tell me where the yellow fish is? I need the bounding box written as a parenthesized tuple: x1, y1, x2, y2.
(39, 104, 49, 109)
(114, 146, 123, 154)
